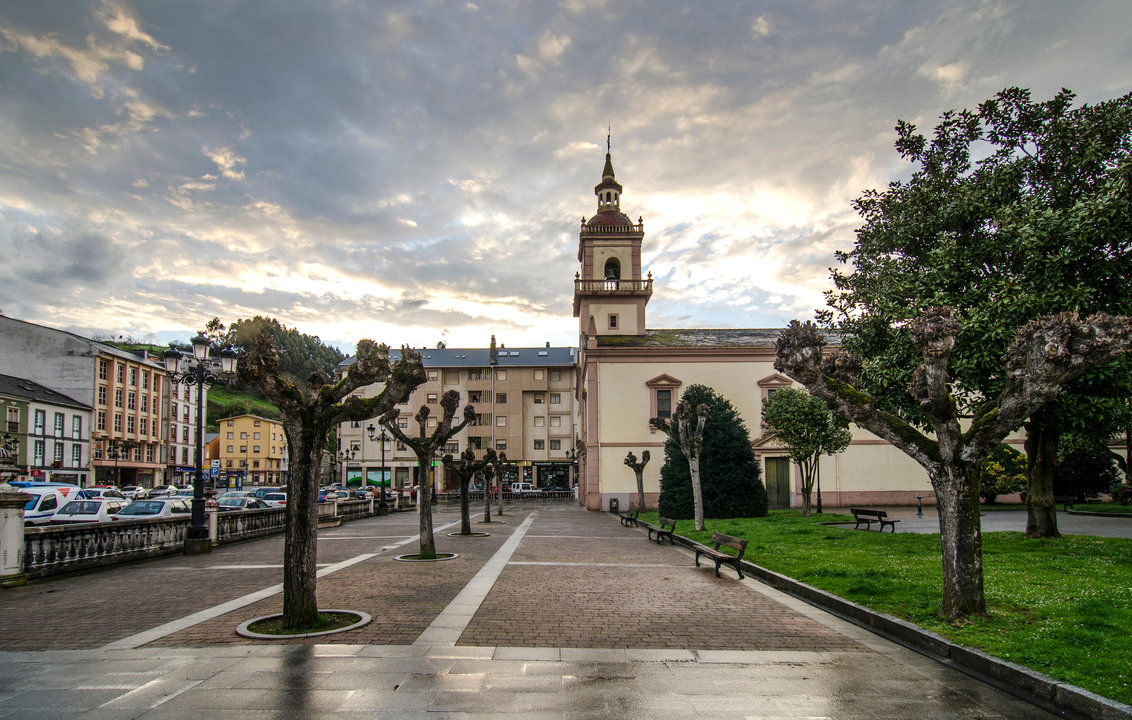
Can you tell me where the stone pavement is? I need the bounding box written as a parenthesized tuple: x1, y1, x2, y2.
(0, 504, 1064, 719)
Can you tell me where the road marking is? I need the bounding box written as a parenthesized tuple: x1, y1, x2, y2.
(413, 511, 537, 647)
(102, 516, 464, 650)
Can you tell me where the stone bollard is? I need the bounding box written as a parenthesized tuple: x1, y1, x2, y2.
(0, 487, 28, 587)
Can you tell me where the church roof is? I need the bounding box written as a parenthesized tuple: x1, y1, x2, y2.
(586, 209, 633, 227)
(594, 328, 837, 348)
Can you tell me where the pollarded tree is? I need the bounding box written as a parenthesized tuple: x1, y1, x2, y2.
(822, 87, 1132, 539)
(623, 450, 651, 513)
(443, 449, 490, 535)
(776, 310, 1132, 619)
(380, 390, 475, 559)
(762, 387, 851, 515)
(486, 450, 516, 518)
(238, 334, 425, 629)
(480, 448, 498, 523)
(653, 401, 708, 530)
(655, 385, 767, 530)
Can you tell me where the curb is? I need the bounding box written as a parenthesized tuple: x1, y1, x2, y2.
(662, 533, 1132, 720)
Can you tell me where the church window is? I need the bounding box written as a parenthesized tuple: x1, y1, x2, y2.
(608, 314, 618, 329)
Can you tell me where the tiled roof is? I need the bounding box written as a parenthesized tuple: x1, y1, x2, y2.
(594, 328, 838, 348)
(0, 373, 90, 409)
(338, 346, 578, 370)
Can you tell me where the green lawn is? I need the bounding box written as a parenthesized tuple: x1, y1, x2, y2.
(637, 510, 1132, 705)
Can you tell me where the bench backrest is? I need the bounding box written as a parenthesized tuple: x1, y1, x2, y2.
(710, 532, 747, 558)
(658, 517, 676, 530)
(850, 508, 886, 519)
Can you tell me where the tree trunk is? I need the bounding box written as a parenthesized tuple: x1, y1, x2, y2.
(497, 475, 505, 517)
(634, 469, 646, 513)
(931, 464, 987, 619)
(689, 457, 705, 531)
(482, 474, 492, 523)
(1024, 409, 1062, 539)
(800, 454, 817, 516)
(282, 431, 321, 629)
(459, 477, 471, 535)
(418, 460, 437, 558)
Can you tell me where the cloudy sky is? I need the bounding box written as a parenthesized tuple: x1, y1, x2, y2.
(1, 1, 1130, 353)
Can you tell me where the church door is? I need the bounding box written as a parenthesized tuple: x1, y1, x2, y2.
(764, 457, 791, 510)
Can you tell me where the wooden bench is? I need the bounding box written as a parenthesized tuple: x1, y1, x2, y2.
(647, 517, 676, 544)
(692, 532, 748, 579)
(850, 508, 899, 532)
(1054, 495, 1075, 511)
(619, 510, 640, 527)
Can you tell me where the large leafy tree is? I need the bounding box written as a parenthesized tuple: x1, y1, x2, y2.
(777, 310, 1132, 618)
(761, 387, 851, 515)
(238, 334, 425, 629)
(822, 87, 1132, 538)
(655, 385, 767, 528)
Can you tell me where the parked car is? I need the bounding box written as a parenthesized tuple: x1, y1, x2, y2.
(252, 487, 282, 499)
(261, 492, 287, 508)
(120, 486, 147, 499)
(17, 484, 85, 525)
(510, 482, 539, 497)
(318, 488, 345, 503)
(113, 498, 192, 519)
(216, 496, 271, 512)
(49, 498, 128, 524)
(78, 487, 127, 500)
(148, 484, 178, 497)
(218, 490, 256, 500)
(542, 484, 571, 493)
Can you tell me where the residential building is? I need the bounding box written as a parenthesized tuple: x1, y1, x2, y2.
(0, 374, 92, 486)
(217, 414, 287, 486)
(335, 342, 578, 492)
(572, 149, 931, 511)
(0, 315, 170, 487)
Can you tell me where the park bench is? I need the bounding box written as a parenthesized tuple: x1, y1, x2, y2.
(1054, 495, 1075, 511)
(691, 532, 748, 579)
(647, 516, 676, 544)
(619, 509, 640, 527)
(850, 508, 899, 532)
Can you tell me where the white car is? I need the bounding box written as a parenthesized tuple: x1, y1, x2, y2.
(112, 498, 192, 520)
(148, 484, 178, 497)
(218, 490, 256, 500)
(261, 491, 287, 508)
(120, 486, 147, 499)
(78, 487, 127, 500)
(50, 498, 128, 524)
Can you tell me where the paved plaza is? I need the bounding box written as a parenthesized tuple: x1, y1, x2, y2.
(0, 504, 1086, 719)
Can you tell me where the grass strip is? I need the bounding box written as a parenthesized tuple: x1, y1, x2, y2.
(637, 509, 1132, 705)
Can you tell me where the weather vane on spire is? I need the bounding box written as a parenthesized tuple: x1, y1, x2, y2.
(607, 126, 611, 153)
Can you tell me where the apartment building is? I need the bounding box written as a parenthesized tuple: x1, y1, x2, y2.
(0, 314, 170, 487)
(0, 373, 92, 486)
(335, 341, 578, 492)
(216, 414, 287, 486)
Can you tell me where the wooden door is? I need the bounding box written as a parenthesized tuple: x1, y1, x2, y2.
(765, 457, 791, 510)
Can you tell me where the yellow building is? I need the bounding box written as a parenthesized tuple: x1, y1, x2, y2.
(217, 414, 287, 486)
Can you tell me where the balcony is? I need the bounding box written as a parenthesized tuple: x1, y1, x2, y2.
(574, 278, 653, 295)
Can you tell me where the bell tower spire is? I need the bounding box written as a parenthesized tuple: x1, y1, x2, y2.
(573, 138, 652, 338)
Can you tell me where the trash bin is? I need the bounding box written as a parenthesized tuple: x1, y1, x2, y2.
(609, 497, 619, 513)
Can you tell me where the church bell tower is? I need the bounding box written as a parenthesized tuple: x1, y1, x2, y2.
(572, 139, 652, 339)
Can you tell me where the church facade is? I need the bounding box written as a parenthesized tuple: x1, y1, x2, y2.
(572, 149, 932, 512)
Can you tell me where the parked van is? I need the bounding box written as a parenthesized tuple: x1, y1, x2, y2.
(16, 484, 84, 525)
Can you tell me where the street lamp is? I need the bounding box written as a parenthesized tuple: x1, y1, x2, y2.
(337, 447, 356, 486)
(163, 335, 237, 555)
(565, 447, 576, 487)
(367, 423, 390, 508)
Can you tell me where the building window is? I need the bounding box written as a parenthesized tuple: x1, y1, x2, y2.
(497, 370, 507, 380)
(398, 419, 408, 429)
(253, 420, 261, 427)
(551, 370, 561, 381)
(427, 393, 438, 404)
(469, 391, 482, 403)
(146, 445, 154, 462)
(139, 417, 147, 435)
(116, 364, 124, 383)
(33, 409, 45, 434)
(534, 395, 544, 404)
(496, 416, 507, 427)
(550, 393, 561, 404)
(227, 445, 234, 453)
(445, 441, 459, 453)
(114, 388, 123, 407)
(227, 431, 233, 439)
(127, 416, 135, 433)
(254, 446, 260, 453)
(240, 446, 247, 453)
(534, 369, 544, 380)
(97, 411, 106, 431)
(468, 437, 483, 450)
(141, 372, 149, 390)
(608, 314, 619, 329)
(129, 367, 137, 386)
(533, 440, 545, 450)
(550, 439, 561, 451)
(54, 412, 65, 436)
(646, 374, 682, 428)
(656, 390, 672, 419)
(227, 420, 234, 427)
(99, 359, 108, 380)
(6, 406, 19, 432)
(152, 397, 158, 413)
(127, 391, 136, 410)
(54, 443, 64, 465)
(550, 416, 562, 427)
(253, 432, 260, 440)
(468, 370, 484, 380)
(33, 440, 45, 465)
(496, 440, 507, 451)
(496, 393, 507, 404)
(240, 432, 248, 439)
(428, 370, 438, 381)
(534, 416, 545, 427)
(98, 386, 106, 405)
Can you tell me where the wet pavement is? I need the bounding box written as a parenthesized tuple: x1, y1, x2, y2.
(0, 503, 1085, 718)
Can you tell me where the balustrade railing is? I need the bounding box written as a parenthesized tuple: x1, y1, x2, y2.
(574, 278, 653, 294)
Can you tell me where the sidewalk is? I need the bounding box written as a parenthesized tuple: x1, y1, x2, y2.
(0, 504, 1063, 718)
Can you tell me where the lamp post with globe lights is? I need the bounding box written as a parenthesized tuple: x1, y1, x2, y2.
(367, 423, 390, 509)
(163, 335, 237, 555)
